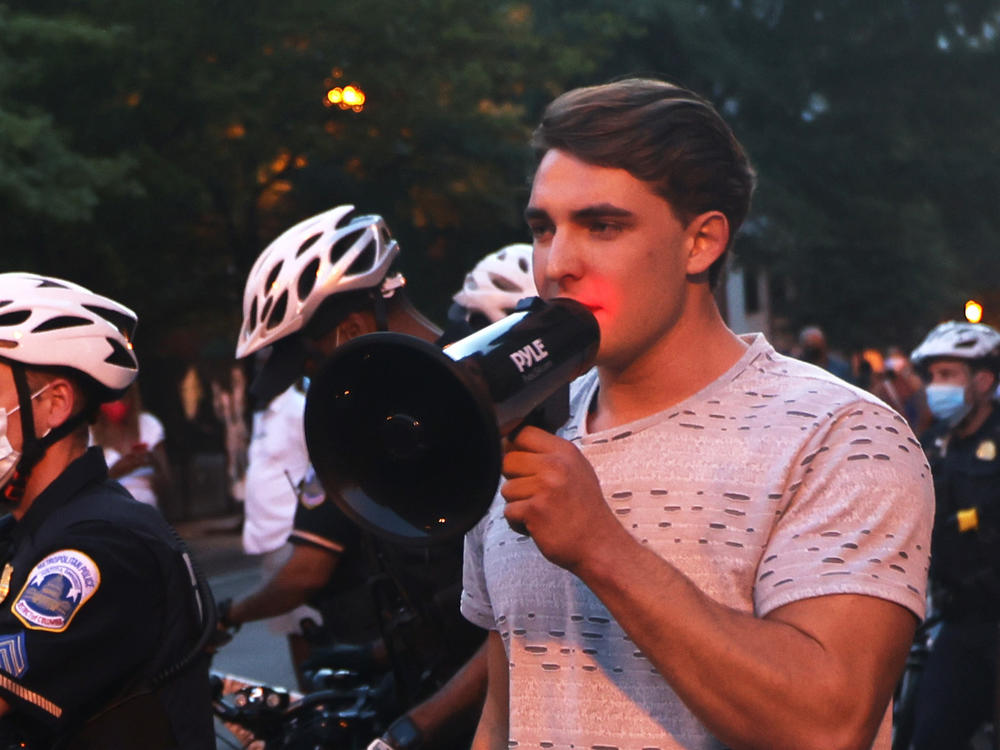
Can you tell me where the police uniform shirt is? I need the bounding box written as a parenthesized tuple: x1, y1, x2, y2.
(925, 402, 1000, 617)
(0, 447, 213, 746)
(288, 467, 382, 642)
(290, 468, 484, 697)
(929, 403, 1000, 515)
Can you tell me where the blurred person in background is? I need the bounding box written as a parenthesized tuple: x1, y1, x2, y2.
(796, 324, 854, 383)
(212, 363, 250, 506)
(90, 380, 173, 510)
(239, 367, 316, 680)
(884, 345, 932, 435)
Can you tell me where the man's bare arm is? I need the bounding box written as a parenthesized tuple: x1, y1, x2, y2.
(399, 636, 488, 745)
(579, 536, 913, 750)
(471, 631, 509, 750)
(227, 543, 338, 625)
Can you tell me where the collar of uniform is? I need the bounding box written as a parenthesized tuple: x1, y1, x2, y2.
(12, 446, 109, 543)
(952, 401, 1000, 447)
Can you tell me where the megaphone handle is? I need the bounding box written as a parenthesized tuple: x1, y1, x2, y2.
(506, 383, 571, 441)
(503, 384, 571, 538)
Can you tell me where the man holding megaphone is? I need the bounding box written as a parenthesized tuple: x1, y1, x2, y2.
(461, 79, 934, 750)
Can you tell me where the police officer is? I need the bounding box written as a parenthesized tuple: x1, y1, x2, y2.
(219, 206, 493, 744)
(908, 320, 1000, 749)
(0, 273, 214, 749)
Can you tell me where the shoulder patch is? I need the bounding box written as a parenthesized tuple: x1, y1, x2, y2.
(12, 550, 101, 632)
(0, 632, 28, 678)
(299, 469, 326, 510)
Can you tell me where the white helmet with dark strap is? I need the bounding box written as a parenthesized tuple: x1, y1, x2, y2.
(451, 243, 537, 329)
(0, 273, 138, 396)
(911, 321, 1000, 370)
(0, 272, 139, 501)
(236, 205, 403, 359)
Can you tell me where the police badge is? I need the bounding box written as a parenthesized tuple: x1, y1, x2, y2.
(0, 563, 12, 604)
(976, 439, 997, 462)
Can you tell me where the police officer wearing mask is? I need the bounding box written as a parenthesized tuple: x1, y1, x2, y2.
(0, 273, 214, 749)
(907, 320, 1000, 749)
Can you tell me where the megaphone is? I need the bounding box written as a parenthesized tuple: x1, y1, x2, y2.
(303, 297, 599, 545)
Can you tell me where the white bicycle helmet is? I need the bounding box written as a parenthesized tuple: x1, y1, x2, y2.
(236, 205, 402, 359)
(0, 272, 138, 396)
(911, 321, 1000, 367)
(452, 243, 537, 326)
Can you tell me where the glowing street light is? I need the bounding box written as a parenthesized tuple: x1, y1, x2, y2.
(326, 84, 366, 112)
(965, 299, 984, 324)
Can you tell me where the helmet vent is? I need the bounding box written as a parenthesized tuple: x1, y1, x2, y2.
(84, 304, 137, 337)
(489, 273, 521, 293)
(266, 291, 288, 330)
(35, 279, 71, 289)
(335, 208, 358, 228)
(248, 297, 258, 331)
(32, 315, 93, 332)
(103, 338, 138, 370)
(518, 256, 530, 273)
(346, 241, 376, 277)
(329, 227, 367, 268)
(0, 300, 11, 308)
(0, 310, 31, 326)
(297, 258, 320, 300)
(296, 233, 322, 258)
(265, 262, 283, 292)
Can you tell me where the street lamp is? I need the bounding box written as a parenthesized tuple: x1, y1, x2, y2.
(965, 299, 984, 324)
(326, 84, 366, 112)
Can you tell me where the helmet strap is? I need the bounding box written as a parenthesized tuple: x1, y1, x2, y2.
(372, 289, 389, 332)
(4, 363, 86, 504)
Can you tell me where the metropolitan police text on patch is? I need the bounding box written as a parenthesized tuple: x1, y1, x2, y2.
(12, 549, 101, 633)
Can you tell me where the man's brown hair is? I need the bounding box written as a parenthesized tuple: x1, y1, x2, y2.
(531, 78, 757, 288)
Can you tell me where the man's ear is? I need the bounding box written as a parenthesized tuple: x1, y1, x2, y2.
(336, 311, 377, 343)
(685, 211, 730, 277)
(972, 368, 999, 399)
(35, 378, 77, 433)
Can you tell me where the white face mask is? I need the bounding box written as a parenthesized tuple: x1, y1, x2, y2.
(0, 385, 51, 490)
(0, 407, 21, 490)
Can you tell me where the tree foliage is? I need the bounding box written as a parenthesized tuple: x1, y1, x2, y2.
(1, 0, 998, 362)
(0, 9, 136, 221)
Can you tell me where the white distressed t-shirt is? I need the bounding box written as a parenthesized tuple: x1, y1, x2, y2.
(462, 333, 933, 750)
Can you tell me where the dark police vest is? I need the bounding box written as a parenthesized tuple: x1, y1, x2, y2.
(0, 448, 214, 749)
(925, 403, 1000, 621)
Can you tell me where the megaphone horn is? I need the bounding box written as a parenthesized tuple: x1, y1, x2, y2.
(303, 297, 600, 545)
